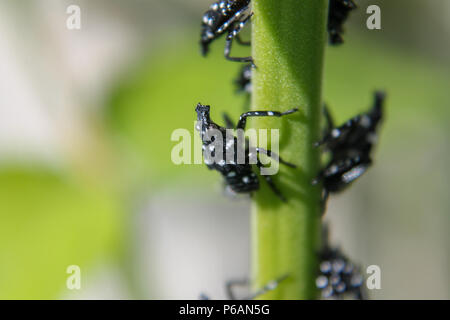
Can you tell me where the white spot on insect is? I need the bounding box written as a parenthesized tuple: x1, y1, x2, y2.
(332, 129, 340, 138)
(242, 176, 250, 184)
(320, 261, 332, 273)
(335, 282, 346, 293)
(342, 166, 365, 183)
(316, 275, 328, 289)
(227, 171, 236, 177)
(267, 111, 274, 116)
(218, 159, 226, 166)
(332, 259, 345, 273)
(361, 115, 371, 128)
(329, 164, 338, 174)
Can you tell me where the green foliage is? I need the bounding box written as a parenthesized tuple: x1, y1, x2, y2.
(0, 165, 122, 299)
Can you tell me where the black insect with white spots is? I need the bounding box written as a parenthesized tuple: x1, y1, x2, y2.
(313, 91, 385, 204)
(328, 0, 357, 45)
(316, 225, 365, 300)
(200, 0, 252, 63)
(195, 103, 297, 202)
(200, 0, 357, 64)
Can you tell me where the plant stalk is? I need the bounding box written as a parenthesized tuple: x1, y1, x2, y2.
(250, 0, 328, 299)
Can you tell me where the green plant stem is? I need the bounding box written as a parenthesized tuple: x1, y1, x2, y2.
(251, 0, 328, 299)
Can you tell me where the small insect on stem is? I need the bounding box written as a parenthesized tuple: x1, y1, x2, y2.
(316, 224, 366, 300)
(328, 0, 358, 45)
(200, 0, 253, 64)
(195, 103, 298, 202)
(313, 91, 386, 210)
(200, 0, 357, 65)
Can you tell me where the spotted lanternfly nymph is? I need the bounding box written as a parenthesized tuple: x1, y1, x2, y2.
(313, 91, 385, 205)
(328, 0, 357, 45)
(316, 225, 365, 300)
(201, 0, 357, 65)
(200, 0, 252, 63)
(195, 103, 297, 202)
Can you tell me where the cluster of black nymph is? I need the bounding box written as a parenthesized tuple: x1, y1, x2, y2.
(200, 0, 357, 63)
(316, 225, 366, 299)
(196, 1, 381, 300)
(198, 0, 363, 203)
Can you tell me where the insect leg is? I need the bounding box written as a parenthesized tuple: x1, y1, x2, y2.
(314, 104, 336, 148)
(224, 37, 253, 64)
(222, 112, 235, 129)
(245, 275, 288, 300)
(242, 94, 251, 111)
(235, 34, 251, 46)
(225, 279, 248, 300)
(198, 293, 210, 300)
(255, 147, 297, 168)
(257, 160, 286, 202)
(236, 108, 298, 130)
(324, 104, 335, 134)
(312, 170, 328, 214)
(224, 14, 253, 64)
(320, 188, 329, 216)
(369, 91, 386, 122)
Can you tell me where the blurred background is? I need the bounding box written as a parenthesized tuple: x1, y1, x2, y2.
(0, 0, 448, 299)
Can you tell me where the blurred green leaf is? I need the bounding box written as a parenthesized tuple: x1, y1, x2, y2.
(324, 37, 450, 123)
(324, 37, 450, 157)
(0, 165, 122, 299)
